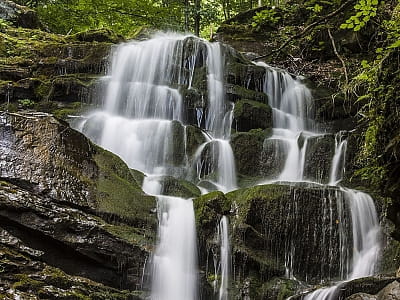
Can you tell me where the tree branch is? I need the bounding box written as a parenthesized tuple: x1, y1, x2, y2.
(252, 0, 356, 61)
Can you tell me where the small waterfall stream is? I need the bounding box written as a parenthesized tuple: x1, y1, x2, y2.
(256, 63, 381, 299)
(75, 32, 382, 300)
(77, 33, 235, 300)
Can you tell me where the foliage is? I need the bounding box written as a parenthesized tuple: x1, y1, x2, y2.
(345, 1, 400, 189)
(17, 99, 35, 109)
(340, 0, 379, 31)
(251, 8, 281, 29)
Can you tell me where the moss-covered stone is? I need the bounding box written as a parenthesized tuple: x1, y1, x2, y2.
(226, 84, 268, 103)
(71, 28, 124, 43)
(185, 125, 207, 157)
(233, 99, 272, 132)
(303, 133, 336, 183)
(231, 129, 270, 177)
(226, 184, 352, 284)
(147, 175, 201, 198)
(93, 145, 156, 226)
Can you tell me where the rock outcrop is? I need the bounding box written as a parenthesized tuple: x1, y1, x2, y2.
(0, 112, 156, 293)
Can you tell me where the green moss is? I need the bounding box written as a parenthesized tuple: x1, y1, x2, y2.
(93, 145, 156, 226)
(227, 84, 268, 103)
(103, 224, 153, 250)
(157, 175, 201, 198)
(226, 184, 285, 223)
(13, 274, 44, 291)
(193, 191, 231, 229)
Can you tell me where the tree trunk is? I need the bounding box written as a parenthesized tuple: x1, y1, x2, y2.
(194, 0, 201, 36)
(184, 0, 189, 31)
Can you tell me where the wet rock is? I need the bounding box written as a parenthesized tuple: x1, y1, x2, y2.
(233, 99, 272, 132)
(303, 134, 336, 183)
(226, 84, 268, 103)
(147, 175, 201, 198)
(231, 129, 270, 177)
(226, 61, 265, 91)
(0, 181, 151, 290)
(226, 183, 352, 284)
(0, 112, 156, 226)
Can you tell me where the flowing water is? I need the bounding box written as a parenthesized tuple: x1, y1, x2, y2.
(75, 32, 382, 300)
(255, 63, 381, 299)
(76, 33, 236, 299)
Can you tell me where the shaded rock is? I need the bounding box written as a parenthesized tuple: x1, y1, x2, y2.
(303, 134, 336, 183)
(0, 112, 155, 227)
(0, 234, 144, 298)
(226, 61, 265, 91)
(226, 183, 352, 284)
(233, 99, 272, 132)
(185, 125, 207, 157)
(72, 28, 124, 43)
(0, 181, 151, 290)
(0, 0, 40, 28)
(146, 175, 201, 198)
(231, 129, 270, 177)
(226, 84, 268, 103)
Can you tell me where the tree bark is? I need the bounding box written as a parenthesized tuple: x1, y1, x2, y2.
(194, 0, 201, 36)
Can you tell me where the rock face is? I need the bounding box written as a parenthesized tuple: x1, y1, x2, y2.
(0, 112, 156, 293)
(194, 183, 355, 298)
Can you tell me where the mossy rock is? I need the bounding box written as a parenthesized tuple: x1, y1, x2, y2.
(185, 125, 207, 157)
(146, 175, 201, 198)
(226, 183, 352, 283)
(303, 133, 336, 183)
(193, 191, 231, 230)
(226, 84, 268, 104)
(93, 145, 156, 227)
(231, 129, 270, 177)
(71, 28, 124, 43)
(233, 99, 272, 132)
(226, 61, 266, 91)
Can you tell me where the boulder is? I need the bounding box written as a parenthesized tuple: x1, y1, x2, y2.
(233, 99, 272, 132)
(226, 183, 352, 284)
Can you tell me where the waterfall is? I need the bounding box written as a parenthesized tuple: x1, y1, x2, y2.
(304, 190, 381, 300)
(218, 216, 230, 300)
(76, 33, 235, 299)
(256, 63, 381, 299)
(328, 131, 347, 185)
(257, 62, 318, 183)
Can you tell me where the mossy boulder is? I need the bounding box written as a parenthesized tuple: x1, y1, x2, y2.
(226, 83, 268, 103)
(0, 112, 155, 227)
(231, 129, 270, 177)
(145, 175, 201, 198)
(72, 28, 124, 43)
(233, 99, 272, 132)
(303, 133, 336, 183)
(226, 183, 352, 284)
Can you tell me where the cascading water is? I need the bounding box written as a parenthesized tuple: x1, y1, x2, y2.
(218, 216, 230, 300)
(76, 33, 235, 300)
(257, 62, 319, 182)
(73, 30, 382, 300)
(256, 63, 381, 299)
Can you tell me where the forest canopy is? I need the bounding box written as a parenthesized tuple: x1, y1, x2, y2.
(13, 0, 269, 37)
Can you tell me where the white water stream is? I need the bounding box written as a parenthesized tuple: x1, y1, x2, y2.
(256, 63, 381, 299)
(76, 33, 235, 300)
